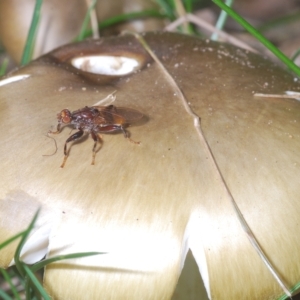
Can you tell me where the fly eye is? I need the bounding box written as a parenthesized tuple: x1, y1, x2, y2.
(60, 110, 71, 123)
(62, 115, 71, 123)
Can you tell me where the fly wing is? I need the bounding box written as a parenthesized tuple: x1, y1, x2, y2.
(92, 106, 143, 125)
(112, 107, 144, 123)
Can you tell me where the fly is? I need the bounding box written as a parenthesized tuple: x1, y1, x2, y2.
(49, 105, 143, 168)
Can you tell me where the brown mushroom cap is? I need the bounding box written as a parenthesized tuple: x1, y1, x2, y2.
(0, 32, 300, 299)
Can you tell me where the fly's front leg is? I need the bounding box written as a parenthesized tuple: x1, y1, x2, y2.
(60, 129, 84, 168)
(49, 122, 62, 134)
(91, 131, 102, 165)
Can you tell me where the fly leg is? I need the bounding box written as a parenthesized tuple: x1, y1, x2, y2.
(60, 129, 84, 168)
(49, 122, 62, 134)
(91, 131, 102, 165)
(98, 124, 140, 144)
(120, 126, 140, 144)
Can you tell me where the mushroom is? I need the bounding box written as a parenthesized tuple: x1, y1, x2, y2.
(0, 32, 300, 299)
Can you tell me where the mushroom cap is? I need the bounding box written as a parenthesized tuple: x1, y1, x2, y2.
(0, 32, 300, 299)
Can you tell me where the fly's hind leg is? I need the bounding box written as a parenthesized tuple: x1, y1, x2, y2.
(91, 131, 102, 165)
(60, 129, 84, 168)
(121, 126, 140, 144)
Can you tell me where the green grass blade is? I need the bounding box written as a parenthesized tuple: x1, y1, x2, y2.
(25, 286, 31, 300)
(24, 276, 32, 300)
(291, 48, 300, 62)
(0, 268, 21, 300)
(24, 276, 41, 300)
(212, 0, 300, 77)
(0, 58, 9, 76)
(0, 231, 25, 251)
(257, 11, 300, 33)
(21, 0, 43, 66)
(14, 209, 40, 277)
(76, 0, 98, 41)
(184, 0, 193, 13)
(277, 281, 300, 300)
(183, 0, 198, 34)
(155, 0, 175, 20)
(31, 252, 105, 272)
(23, 264, 50, 300)
(0, 289, 13, 300)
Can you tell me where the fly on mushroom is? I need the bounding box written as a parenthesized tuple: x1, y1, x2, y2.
(49, 105, 143, 168)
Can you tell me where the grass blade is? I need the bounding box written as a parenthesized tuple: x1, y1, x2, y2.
(31, 252, 105, 272)
(0, 231, 26, 251)
(23, 264, 50, 300)
(155, 0, 175, 20)
(257, 11, 300, 33)
(184, 0, 193, 13)
(211, 0, 234, 40)
(14, 209, 40, 277)
(21, 0, 43, 66)
(277, 281, 300, 299)
(0, 268, 21, 300)
(0, 289, 13, 300)
(0, 58, 9, 76)
(24, 276, 32, 300)
(291, 48, 300, 62)
(212, 0, 300, 77)
(76, 0, 98, 41)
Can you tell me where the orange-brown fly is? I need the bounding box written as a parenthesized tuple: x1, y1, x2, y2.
(49, 105, 143, 168)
